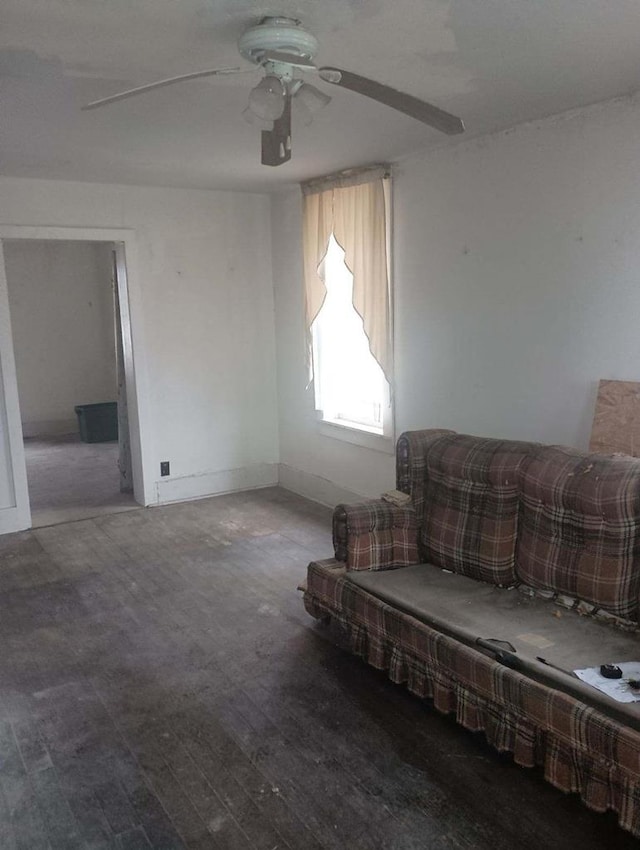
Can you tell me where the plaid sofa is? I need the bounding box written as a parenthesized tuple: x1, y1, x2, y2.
(303, 430, 640, 837)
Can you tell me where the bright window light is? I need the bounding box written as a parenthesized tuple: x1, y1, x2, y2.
(312, 234, 390, 434)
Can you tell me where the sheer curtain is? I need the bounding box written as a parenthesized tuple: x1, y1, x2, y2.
(301, 166, 392, 384)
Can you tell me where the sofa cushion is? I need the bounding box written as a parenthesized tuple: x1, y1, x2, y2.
(342, 562, 640, 725)
(396, 429, 456, 518)
(345, 563, 640, 675)
(516, 446, 640, 620)
(420, 434, 536, 586)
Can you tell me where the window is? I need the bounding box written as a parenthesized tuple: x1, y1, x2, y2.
(312, 235, 390, 435)
(302, 168, 393, 449)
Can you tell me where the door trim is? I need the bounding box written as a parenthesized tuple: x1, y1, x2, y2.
(0, 240, 31, 532)
(0, 226, 154, 531)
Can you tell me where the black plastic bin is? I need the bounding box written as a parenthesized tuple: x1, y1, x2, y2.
(74, 402, 119, 443)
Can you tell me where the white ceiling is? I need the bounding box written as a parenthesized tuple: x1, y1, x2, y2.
(2, 0, 640, 192)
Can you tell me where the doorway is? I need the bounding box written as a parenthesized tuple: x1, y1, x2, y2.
(0, 230, 149, 531)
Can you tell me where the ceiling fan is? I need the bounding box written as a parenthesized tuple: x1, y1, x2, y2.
(83, 16, 464, 167)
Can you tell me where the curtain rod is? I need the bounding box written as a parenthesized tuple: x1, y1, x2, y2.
(301, 163, 391, 195)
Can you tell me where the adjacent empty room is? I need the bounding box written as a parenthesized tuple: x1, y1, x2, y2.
(3, 239, 136, 527)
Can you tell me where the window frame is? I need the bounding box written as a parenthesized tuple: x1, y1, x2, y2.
(311, 174, 394, 454)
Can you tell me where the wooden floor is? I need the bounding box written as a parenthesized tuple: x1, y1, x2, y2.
(23, 435, 137, 528)
(0, 487, 635, 850)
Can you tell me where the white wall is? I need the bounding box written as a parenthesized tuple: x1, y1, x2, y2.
(4, 239, 116, 436)
(0, 178, 278, 510)
(273, 94, 640, 504)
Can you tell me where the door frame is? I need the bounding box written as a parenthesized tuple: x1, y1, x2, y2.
(0, 226, 154, 532)
(0, 241, 30, 532)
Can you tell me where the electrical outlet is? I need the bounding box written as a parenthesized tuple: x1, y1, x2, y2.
(160, 461, 170, 477)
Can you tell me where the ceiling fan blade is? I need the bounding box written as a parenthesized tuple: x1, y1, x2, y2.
(318, 67, 464, 135)
(261, 50, 317, 70)
(82, 67, 247, 111)
(261, 93, 292, 166)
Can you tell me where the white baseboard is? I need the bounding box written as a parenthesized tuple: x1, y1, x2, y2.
(277, 463, 364, 508)
(155, 462, 279, 505)
(22, 419, 77, 438)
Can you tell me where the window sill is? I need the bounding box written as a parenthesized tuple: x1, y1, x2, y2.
(316, 416, 395, 454)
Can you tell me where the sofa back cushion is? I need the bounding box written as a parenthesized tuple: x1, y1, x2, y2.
(396, 429, 456, 518)
(516, 446, 640, 620)
(420, 434, 536, 586)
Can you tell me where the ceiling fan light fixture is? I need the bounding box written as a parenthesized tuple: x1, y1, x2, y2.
(247, 74, 285, 121)
(294, 82, 331, 126)
(242, 106, 273, 131)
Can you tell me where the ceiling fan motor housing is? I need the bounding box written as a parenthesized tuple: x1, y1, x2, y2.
(238, 17, 319, 66)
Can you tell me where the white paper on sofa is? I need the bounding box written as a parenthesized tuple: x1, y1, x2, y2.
(574, 663, 640, 703)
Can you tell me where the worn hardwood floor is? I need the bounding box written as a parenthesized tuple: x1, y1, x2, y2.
(23, 435, 137, 528)
(0, 487, 635, 849)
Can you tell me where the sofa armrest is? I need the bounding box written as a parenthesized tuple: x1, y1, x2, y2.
(333, 500, 420, 571)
